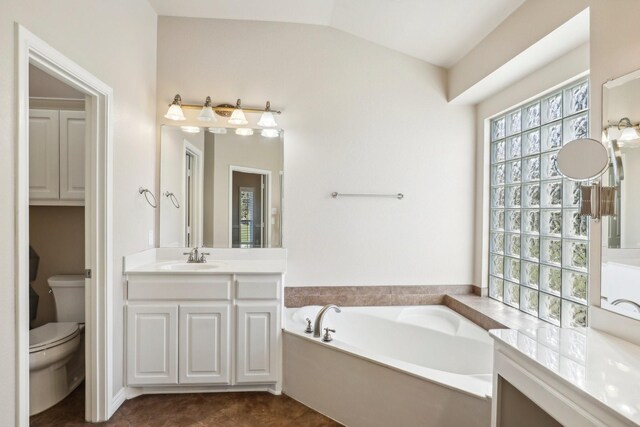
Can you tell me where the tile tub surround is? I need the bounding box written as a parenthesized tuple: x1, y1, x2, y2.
(284, 284, 475, 307)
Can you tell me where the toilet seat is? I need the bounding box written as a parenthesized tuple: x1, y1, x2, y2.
(29, 322, 80, 353)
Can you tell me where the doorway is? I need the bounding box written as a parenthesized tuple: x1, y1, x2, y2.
(17, 25, 113, 425)
(230, 168, 270, 248)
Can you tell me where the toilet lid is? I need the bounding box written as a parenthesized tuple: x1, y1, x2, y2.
(29, 322, 79, 353)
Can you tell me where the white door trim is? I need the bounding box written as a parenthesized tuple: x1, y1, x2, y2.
(183, 141, 203, 247)
(16, 24, 113, 424)
(228, 166, 272, 248)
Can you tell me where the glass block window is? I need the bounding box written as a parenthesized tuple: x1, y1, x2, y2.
(489, 78, 589, 327)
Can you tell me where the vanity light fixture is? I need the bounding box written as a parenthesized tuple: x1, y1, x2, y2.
(197, 96, 216, 122)
(228, 99, 248, 125)
(257, 101, 278, 127)
(235, 128, 254, 136)
(617, 117, 640, 141)
(207, 127, 227, 134)
(261, 128, 279, 138)
(164, 94, 186, 121)
(180, 126, 201, 134)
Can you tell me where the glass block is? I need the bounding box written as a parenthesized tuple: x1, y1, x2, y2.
(563, 179, 582, 207)
(564, 81, 588, 115)
(563, 240, 588, 271)
(520, 286, 539, 316)
(490, 254, 504, 277)
(506, 210, 521, 232)
(562, 270, 588, 303)
(541, 121, 563, 152)
(541, 180, 562, 208)
(561, 300, 587, 328)
(490, 232, 504, 254)
(489, 276, 504, 301)
(506, 136, 521, 160)
(521, 261, 539, 289)
(522, 156, 540, 182)
(563, 210, 588, 239)
(541, 237, 562, 266)
(542, 92, 562, 124)
(491, 187, 505, 208)
(506, 160, 522, 184)
(524, 102, 541, 130)
(506, 234, 521, 258)
(491, 209, 505, 231)
(505, 257, 520, 282)
(492, 117, 506, 141)
(523, 184, 540, 208)
(541, 151, 561, 180)
(541, 210, 562, 236)
(540, 265, 562, 296)
(504, 281, 520, 308)
(523, 210, 540, 234)
(563, 113, 588, 143)
(492, 164, 506, 186)
(522, 235, 540, 261)
(491, 140, 506, 163)
(506, 185, 521, 208)
(523, 130, 540, 156)
(507, 109, 522, 136)
(540, 292, 561, 326)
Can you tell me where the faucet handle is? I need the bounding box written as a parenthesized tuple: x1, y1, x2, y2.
(304, 318, 313, 333)
(322, 327, 336, 342)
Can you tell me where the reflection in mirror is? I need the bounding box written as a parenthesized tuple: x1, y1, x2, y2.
(601, 69, 640, 320)
(159, 125, 283, 248)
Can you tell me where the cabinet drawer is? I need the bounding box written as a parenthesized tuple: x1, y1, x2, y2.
(236, 275, 281, 300)
(128, 275, 232, 301)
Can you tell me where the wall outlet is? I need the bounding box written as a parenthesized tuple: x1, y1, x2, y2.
(148, 229, 154, 246)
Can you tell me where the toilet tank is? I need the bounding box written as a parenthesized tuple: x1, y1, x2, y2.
(48, 275, 85, 323)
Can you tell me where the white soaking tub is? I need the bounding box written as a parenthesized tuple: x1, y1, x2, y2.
(283, 305, 493, 427)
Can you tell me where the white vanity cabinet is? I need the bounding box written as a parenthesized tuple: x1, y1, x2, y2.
(29, 109, 85, 204)
(125, 271, 282, 393)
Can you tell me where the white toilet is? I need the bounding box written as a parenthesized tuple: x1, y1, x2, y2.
(29, 275, 85, 415)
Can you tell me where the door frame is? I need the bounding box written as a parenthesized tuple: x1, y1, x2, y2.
(228, 166, 271, 248)
(183, 141, 203, 247)
(16, 25, 113, 424)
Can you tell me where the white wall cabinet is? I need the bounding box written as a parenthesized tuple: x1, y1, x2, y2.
(29, 108, 85, 204)
(126, 304, 178, 386)
(125, 273, 282, 392)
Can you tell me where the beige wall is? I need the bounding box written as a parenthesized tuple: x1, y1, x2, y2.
(29, 206, 85, 328)
(157, 17, 477, 286)
(0, 0, 157, 420)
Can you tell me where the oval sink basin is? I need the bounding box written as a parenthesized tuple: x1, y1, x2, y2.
(159, 263, 219, 271)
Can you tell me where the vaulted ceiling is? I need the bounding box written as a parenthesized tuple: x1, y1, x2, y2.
(147, 0, 525, 68)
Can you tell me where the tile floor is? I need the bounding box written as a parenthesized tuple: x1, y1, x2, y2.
(30, 383, 341, 426)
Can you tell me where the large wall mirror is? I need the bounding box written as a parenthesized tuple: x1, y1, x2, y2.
(601, 69, 640, 319)
(160, 125, 284, 248)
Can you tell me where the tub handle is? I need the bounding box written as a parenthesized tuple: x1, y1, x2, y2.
(304, 318, 313, 334)
(322, 327, 336, 342)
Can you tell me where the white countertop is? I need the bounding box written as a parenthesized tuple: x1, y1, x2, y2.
(490, 327, 640, 426)
(124, 248, 287, 275)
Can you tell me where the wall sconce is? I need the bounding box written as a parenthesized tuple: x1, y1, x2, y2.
(556, 138, 616, 221)
(164, 94, 282, 126)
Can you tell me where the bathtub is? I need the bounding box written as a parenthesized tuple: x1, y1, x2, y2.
(283, 305, 493, 427)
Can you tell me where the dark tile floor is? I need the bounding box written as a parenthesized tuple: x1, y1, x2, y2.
(30, 383, 341, 426)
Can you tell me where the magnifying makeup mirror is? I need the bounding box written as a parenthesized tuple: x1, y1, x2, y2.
(556, 138, 610, 181)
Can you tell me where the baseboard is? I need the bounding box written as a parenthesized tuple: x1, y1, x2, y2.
(109, 387, 126, 418)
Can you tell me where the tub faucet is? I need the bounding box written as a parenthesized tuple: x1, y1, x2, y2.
(313, 304, 341, 338)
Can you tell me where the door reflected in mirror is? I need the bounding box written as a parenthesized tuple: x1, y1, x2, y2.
(159, 125, 283, 248)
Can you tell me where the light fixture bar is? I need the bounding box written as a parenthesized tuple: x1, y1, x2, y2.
(180, 103, 282, 115)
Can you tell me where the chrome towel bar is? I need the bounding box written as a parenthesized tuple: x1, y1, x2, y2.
(331, 192, 404, 200)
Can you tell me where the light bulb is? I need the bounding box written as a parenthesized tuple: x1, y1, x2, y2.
(235, 128, 254, 136)
(208, 127, 227, 134)
(181, 126, 200, 134)
(258, 111, 277, 127)
(261, 128, 279, 138)
(164, 94, 186, 121)
(197, 96, 216, 122)
(228, 98, 248, 125)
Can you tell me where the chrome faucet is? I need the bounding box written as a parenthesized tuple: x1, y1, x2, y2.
(183, 247, 210, 263)
(313, 304, 341, 338)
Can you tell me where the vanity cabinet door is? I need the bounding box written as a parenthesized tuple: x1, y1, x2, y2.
(179, 304, 230, 384)
(59, 111, 85, 201)
(235, 302, 278, 384)
(29, 109, 60, 200)
(127, 304, 178, 386)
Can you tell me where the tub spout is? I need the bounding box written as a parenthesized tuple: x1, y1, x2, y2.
(313, 304, 341, 338)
